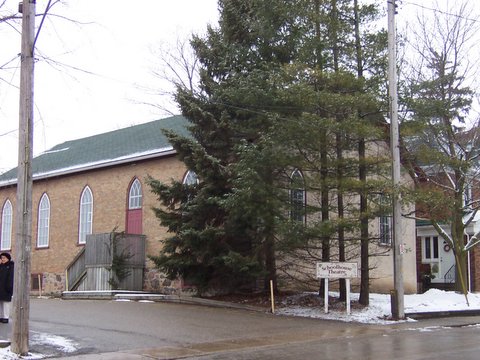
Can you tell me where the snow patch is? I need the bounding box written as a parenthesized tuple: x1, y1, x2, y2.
(276, 289, 480, 324)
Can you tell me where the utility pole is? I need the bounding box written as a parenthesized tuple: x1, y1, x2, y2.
(387, 0, 404, 320)
(12, 0, 35, 355)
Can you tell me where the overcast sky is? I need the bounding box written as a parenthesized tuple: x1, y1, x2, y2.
(0, 0, 219, 173)
(0, 1, 477, 174)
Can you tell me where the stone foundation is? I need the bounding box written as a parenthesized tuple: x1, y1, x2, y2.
(143, 268, 185, 295)
(30, 272, 65, 296)
(32, 268, 196, 297)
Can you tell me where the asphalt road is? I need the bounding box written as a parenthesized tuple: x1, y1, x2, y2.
(2, 298, 480, 359)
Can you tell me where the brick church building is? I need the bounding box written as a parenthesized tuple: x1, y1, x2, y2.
(0, 115, 419, 296)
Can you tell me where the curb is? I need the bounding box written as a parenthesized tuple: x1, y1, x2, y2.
(406, 309, 480, 320)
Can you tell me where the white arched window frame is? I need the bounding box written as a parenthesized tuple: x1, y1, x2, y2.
(128, 178, 142, 210)
(290, 169, 306, 223)
(183, 170, 199, 186)
(1, 200, 13, 251)
(79, 186, 93, 245)
(183, 170, 199, 203)
(37, 193, 50, 248)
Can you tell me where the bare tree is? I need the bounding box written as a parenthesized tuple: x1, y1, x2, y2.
(402, 1, 480, 302)
(138, 37, 200, 116)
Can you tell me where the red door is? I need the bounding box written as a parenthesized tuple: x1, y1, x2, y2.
(126, 208, 142, 234)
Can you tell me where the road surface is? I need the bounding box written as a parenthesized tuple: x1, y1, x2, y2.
(1, 298, 479, 359)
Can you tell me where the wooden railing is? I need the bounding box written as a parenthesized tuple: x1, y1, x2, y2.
(66, 232, 146, 292)
(65, 247, 86, 291)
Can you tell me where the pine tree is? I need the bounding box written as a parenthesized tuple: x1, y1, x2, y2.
(150, 0, 391, 297)
(149, 0, 305, 293)
(269, 0, 389, 305)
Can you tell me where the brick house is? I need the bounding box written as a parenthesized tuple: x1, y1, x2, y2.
(412, 125, 480, 292)
(0, 115, 418, 296)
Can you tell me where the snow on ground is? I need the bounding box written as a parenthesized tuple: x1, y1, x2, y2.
(0, 331, 78, 359)
(277, 289, 480, 324)
(0, 289, 479, 358)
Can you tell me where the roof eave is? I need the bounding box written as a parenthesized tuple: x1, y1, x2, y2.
(0, 147, 177, 187)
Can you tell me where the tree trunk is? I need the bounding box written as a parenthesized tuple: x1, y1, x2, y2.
(358, 139, 369, 306)
(353, 0, 369, 306)
(264, 231, 277, 293)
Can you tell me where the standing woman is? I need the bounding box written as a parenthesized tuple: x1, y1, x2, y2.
(0, 252, 14, 323)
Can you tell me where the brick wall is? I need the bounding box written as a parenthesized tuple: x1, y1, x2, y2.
(0, 155, 186, 295)
(471, 247, 479, 292)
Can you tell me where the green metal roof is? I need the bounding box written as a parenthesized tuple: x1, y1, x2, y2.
(0, 115, 190, 186)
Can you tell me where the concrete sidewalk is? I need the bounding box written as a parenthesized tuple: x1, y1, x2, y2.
(117, 293, 480, 320)
(63, 291, 268, 313)
(66, 290, 480, 319)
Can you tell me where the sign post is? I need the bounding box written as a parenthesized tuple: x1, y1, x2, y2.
(316, 262, 358, 315)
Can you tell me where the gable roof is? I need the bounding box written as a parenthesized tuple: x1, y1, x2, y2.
(0, 115, 190, 186)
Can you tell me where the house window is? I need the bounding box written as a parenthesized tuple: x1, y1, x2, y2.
(31, 273, 43, 291)
(379, 215, 392, 246)
(79, 186, 93, 245)
(128, 178, 142, 210)
(290, 169, 306, 222)
(37, 193, 50, 248)
(1, 200, 13, 251)
(183, 170, 199, 186)
(378, 195, 392, 246)
(423, 236, 439, 260)
(183, 170, 199, 202)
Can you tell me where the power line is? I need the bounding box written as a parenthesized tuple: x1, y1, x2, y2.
(0, 128, 17, 137)
(0, 54, 20, 70)
(402, 1, 480, 23)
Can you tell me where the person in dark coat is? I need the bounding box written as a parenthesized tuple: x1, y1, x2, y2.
(0, 252, 14, 323)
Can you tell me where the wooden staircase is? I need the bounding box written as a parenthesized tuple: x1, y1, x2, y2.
(66, 247, 86, 291)
(65, 232, 145, 292)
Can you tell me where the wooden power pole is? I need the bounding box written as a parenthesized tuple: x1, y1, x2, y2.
(387, 0, 405, 320)
(12, 0, 36, 355)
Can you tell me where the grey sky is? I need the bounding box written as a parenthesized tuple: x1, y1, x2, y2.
(0, 0, 219, 173)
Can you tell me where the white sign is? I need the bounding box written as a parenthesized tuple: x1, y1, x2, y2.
(316, 262, 358, 279)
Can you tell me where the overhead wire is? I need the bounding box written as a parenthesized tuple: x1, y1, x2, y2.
(402, 1, 480, 23)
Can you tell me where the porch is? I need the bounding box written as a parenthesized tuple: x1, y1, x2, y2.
(419, 262, 456, 293)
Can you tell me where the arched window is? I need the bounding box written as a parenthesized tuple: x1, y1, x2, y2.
(1, 200, 13, 251)
(37, 193, 50, 248)
(182, 170, 199, 203)
(290, 169, 306, 223)
(79, 186, 93, 245)
(126, 178, 143, 234)
(183, 170, 199, 186)
(128, 178, 142, 209)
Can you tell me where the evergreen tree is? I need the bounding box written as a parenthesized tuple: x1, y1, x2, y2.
(150, 0, 391, 297)
(149, 0, 304, 293)
(269, 0, 389, 306)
